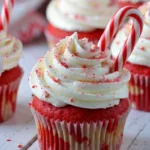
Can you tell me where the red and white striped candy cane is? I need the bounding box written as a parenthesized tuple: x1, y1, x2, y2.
(0, 0, 14, 31)
(98, 6, 143, 72)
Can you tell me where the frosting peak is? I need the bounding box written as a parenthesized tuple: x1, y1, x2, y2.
(0, 31, 22, 71)
(29, 33, 130, 109)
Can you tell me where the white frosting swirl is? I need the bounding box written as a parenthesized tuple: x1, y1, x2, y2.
(0, 31, 22, 71)
(111, 2, 150, 67)
(29, 33, 130, 109)
(46, 0, 118, 31)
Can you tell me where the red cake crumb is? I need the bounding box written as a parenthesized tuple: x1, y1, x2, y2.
(70, 98, 74, 102)
(17, 144, 23, 148)
(82, 65, 87, 68)
(6, 139, 11, 142)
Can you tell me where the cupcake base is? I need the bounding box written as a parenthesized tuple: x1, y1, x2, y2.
(45, 23, 104, 48)
(125, 62, 150, 112)
(0, 66, 23, 122)
(30, 96, 130, 150)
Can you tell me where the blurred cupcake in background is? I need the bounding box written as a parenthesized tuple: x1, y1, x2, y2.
(0, 0, 47, 44)
(111, 2, 150, 111)
(117, 0, 149, 8)
(0, 31, 23, 122)
(45, 0, 118, 48)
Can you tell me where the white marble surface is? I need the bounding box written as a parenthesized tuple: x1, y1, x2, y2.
(0, 39, 150, 150)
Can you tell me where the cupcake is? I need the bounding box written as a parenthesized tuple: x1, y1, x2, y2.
(0, 31, 23, 122)
(111, 2, 150, 111)
(45, 0, 118, 48)
(29, 33, 131, 150)
(117, 0, 149, 8)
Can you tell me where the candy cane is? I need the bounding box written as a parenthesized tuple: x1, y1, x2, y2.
(98, 6, 143, 72)
(0, 0, 14, 31)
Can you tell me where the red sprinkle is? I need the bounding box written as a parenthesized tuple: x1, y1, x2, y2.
(140, 46, 145, 51)
(6, 139, 11, 142)
(74, 52, 79, 56)
(116, 41, 120, 45)
(44, 91, 50, 98)
(52, 77, 60, 83)
(82, 65, 87, 68)
(35, 68, 42, 77)
(61, 62, 69, 68)
(70, 98, 74, 102)
(32, 85, 37, 88)
(17, 144, 23, 148)
(90, 49, 96, 53)
(74, 14, 85, 20)
(28, 102, 32, 107)
(13, 49, 16, 53)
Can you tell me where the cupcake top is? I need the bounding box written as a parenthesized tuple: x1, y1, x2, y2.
(29, 33, 130, 109)
(111, 2, 150, 67)
(0, 31, 22, 72)
(46, 0, 118, 31)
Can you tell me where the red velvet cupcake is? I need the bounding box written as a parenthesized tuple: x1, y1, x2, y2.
(29, 33, 131, 149)
(45, 0, 118, 48)
(117, 0, 149, 8)
(111, 2, 150, 111)
(31, 96, 130, 150)
(0, 31, 23, 122)
(125, 62, 150, 111)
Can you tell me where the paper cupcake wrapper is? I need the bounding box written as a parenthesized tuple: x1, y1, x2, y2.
(0, 71, 23, 122)
(31, 106, 130, 150)
(128, 73, 150, 112)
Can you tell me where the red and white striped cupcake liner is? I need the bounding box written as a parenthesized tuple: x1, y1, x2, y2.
(0, 69, 23, 122)
(31, 104, 130, 150)
(129, 73, 150, 112)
